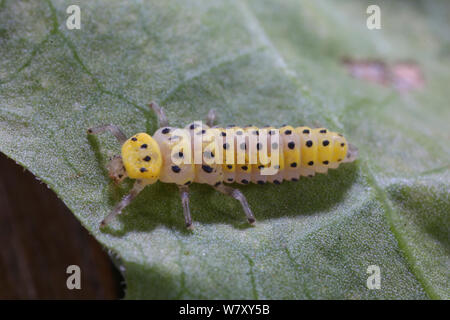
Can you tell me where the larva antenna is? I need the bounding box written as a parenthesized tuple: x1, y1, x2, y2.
(149, 101, 169, 127)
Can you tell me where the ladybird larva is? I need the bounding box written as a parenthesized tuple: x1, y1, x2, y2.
(88, 102, 358, 229)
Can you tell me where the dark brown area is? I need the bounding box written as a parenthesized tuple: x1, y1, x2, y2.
(0, 153, 123, 299)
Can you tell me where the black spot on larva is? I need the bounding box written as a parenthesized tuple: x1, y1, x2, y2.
(189, 124, 196, 130)
(140, 167, 147, 173)
(322, 140, 330, 146)
(131, 137, 137, 141)
(223, 143, 229, 150)
(240, 142, 246, 150)
(236, 130, 243, 135)
(290, 162, 297, 168)
(288, 141, 295, 149)
(253, 130, 259, 135)
(162, 127, 170, 134)
(179, 152, 184, 158)
(258, 165, 264, 169)
(306, 140, 313, 147)
(140, 144, 148, 149)
(257, 143, 262, 150)
(341, 142, 345, 147)
(241, 166, 248, 171)
(227, 178, 234, 182)
(185, 181, 191, 185)
(291, 178, 299, 182)
(214, 181, 222, 187)
(221, 132, 226, 137)
(303, 129, 310, 134)
(269, 130, 275, 135)
(272, 142, 278, 149)
(274, 180, 281, 185)
(171, 165, 181, 173)
(143, 156, 151, 162)
(308, 161, 314, 166)
(285, 130, 292, 135)
(323, 160, 329, 165)
(227, 165, 233, 169)
(257, 180, 265, 185)
(320, 129, 327, 134)
(241, 179, 249, 184)
(202, 165, 213, 173)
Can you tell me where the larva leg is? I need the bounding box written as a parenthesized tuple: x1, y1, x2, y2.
(149, 101, 169, 127)
(206, 109, 216, 127)
(214, 184, 255, 225)
(178, 185, 193, 230)
(100, 180, 146, 228)
(87, 124, 127, 144)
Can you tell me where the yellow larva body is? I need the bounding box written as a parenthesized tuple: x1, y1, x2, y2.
(90, 102, 360, 229)
(121, 124, 353, 186)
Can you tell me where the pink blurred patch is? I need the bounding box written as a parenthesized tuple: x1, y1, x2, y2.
(342, 58, 424, 92)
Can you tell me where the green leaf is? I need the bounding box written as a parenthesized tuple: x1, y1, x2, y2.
(1, 0, 448, 299)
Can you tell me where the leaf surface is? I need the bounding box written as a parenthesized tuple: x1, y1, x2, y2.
(1, 0, 449, 299)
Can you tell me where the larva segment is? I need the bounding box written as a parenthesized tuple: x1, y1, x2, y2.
(121, 133, 162, 180)
(234, 126, 252, 185)
(223, 165, 236, 183)
(254, 126, 278, 184)
(313, 128, 333, 174)
(265, 126, 285, 184)
(246, 126, 268, 185)
(296, 126, 316, 177)
(330, 133, 348, 167)
(203, 127, 225, 184)
(280, 125, 301, 181)
(186, 123, 223, 186)
(220, 128, 236, 184)
(266, 155, 284, 184)
(153, 127, 195, 185)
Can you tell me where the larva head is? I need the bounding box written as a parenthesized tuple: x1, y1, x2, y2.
(121, 133, 162, 181)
